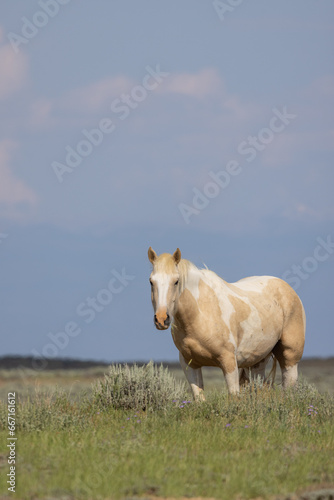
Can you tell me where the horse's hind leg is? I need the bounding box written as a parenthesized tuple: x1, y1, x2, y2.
(273, 300, 305, 388)
(239, 368, 249, 386)
(281, 364, 299, 387)
(240, 355, 271, 387)
(273, 339, 302, 388)
(251, 355, 271, 383)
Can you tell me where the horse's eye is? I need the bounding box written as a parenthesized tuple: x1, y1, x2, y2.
(174, 280, 179, 286)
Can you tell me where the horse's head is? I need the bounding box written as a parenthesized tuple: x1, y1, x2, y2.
(148, 247, 181, 330)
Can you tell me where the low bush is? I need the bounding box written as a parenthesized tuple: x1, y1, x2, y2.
(92, 361, 187, 411)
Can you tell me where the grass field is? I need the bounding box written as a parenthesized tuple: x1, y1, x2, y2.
(0, 360, 333, 500)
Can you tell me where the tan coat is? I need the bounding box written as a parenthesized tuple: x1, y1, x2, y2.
(148, 248, 306, 398)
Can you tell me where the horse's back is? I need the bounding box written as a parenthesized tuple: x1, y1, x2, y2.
(200, 270, 304, 321)
(232, 275, 278, 292)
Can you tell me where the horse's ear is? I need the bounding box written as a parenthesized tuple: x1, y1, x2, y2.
(148, 247, 157, 264)
(173, 248, 181, 265)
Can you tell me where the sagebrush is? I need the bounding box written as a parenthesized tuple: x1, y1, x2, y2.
(92, 361, 187, 410)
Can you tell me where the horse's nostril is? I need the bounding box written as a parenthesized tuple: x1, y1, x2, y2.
(154, 313, 169, 327)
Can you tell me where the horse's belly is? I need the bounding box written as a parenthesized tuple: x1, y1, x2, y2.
(236, 330, 280, 368)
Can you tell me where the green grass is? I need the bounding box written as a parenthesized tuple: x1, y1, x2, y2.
(0, 371, 333, 500)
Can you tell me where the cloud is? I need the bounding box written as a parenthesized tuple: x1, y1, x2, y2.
(60, 75, 134, 113)
(56, 67, 259, 126)
(0, 33, 29, 100)
(160, 68, 222, 98)
(281, 202, 330, 223)
(60, 68, 224, 115)
(0, 140, 37, 215)
(61, 68, 223, 112)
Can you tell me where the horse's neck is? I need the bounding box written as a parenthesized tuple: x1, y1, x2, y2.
(178, 259, 204, 297)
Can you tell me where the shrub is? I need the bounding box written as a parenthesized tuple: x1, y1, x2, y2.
(92, 361, 187, 411)
(0, 388, 89, 432)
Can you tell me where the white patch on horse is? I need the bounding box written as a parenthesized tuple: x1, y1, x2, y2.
(184, 267, 201, 301)
(224, 366, 239, 394)
(228, 331, 237, 349)
(201, 269, 235, 329)
(236, 296, 277, 366)
(151, 272, 170, 310)
(282, 364, 298, 387)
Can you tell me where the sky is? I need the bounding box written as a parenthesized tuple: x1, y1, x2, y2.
(0, 1, 333, 364)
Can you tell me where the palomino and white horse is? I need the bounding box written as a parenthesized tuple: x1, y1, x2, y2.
(148, 247, 305, 399)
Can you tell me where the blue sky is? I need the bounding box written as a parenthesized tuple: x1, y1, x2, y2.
(0, 1, 333, 363)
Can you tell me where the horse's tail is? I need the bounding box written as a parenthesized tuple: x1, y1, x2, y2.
(266, 353, 277, 386)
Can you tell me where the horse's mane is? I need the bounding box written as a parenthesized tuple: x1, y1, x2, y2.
(178, 259, 200, 291)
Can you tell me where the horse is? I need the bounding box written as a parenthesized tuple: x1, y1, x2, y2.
(148, 247, 306, 399)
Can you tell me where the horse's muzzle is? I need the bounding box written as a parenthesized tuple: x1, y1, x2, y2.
(154, 312, 170, 330)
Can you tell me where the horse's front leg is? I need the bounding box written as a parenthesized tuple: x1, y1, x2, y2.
(179, 352, 205, 401)
(219, 352, 239, 394)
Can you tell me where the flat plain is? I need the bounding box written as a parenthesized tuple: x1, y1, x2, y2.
(0, 357, 333, 500)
